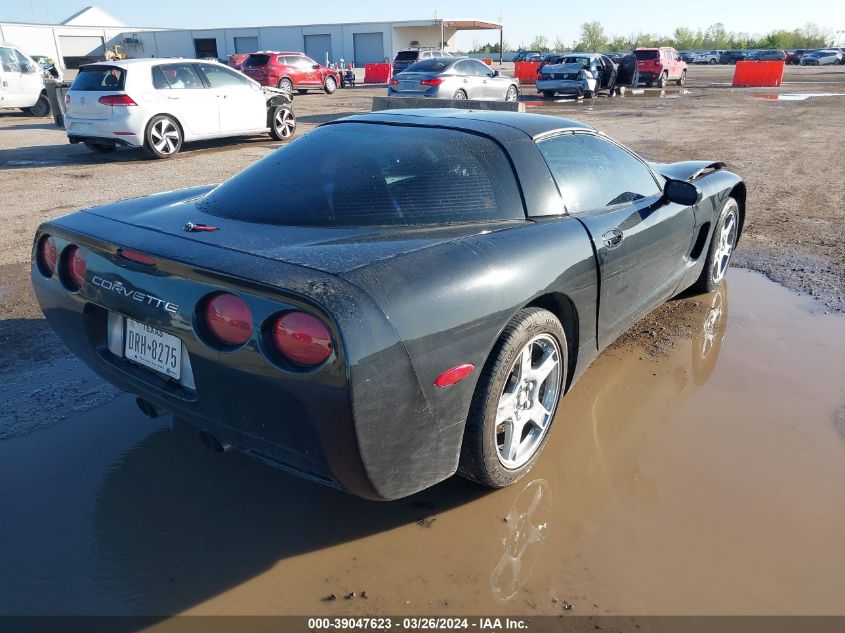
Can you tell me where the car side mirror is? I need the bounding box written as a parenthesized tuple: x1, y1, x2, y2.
(312, 64, 320, 69)
(492, 70, 500, 77)
(663, 179, 702, 206)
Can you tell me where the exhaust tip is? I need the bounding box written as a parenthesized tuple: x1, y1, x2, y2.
(136, 397, 167, 419)
(197, 430, 232, 454)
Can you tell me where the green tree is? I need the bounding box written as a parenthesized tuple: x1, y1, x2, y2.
(529, 35, 550, 52)
(579, 21, 608, 52)
(673, 27, 695, 49)
(608, 35, 629, 51)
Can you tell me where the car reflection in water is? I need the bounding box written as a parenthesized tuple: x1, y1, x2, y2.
(490, 479, 552, 601)
(486, 284, 728, 603)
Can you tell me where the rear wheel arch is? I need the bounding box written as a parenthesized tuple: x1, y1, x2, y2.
(145, 112, 185, 139)
(525, 293, 579, 393)
(464, 290, 581, 435)
(729, 182, 747, 242)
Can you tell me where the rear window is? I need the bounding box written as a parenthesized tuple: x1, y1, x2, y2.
(199, 123, 524, 227)
(71, 66, 126, 91)
(634, 50, 658, 60)
(562, 56, 592, 67)
(243, 54, 270, 67)
(395, 51, 420, 61)
(403, 59, 451, 73)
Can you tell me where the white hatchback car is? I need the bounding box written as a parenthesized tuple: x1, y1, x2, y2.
(65, 58, 296, 158)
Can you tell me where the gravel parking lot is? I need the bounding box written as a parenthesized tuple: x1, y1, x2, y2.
(1, 62, 844, 617)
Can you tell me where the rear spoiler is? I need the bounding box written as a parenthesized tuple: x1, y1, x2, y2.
(650, 160, 725, 182)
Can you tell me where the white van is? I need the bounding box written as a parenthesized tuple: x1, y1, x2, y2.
(0, 42, 49, 116)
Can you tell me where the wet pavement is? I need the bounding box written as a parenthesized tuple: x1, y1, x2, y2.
(1, 269, 844, 617)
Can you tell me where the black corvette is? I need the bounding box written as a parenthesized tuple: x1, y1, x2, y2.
(32, 110, 745, 500)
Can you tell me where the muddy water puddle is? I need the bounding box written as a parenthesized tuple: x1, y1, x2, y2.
(1, 269, 844, 617)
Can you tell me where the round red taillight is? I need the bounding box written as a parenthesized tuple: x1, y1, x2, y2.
(64, 245, 86, 291)
(203, 293, 253, 347)
(38, 235, 58, 277)
(272, 311, 332, 367)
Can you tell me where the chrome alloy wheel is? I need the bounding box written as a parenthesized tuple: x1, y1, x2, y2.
(712, 208, 738, 283)
(495, 334, 562, 469)
(150, 119, 180, 155)
(273, 108, 295, 138)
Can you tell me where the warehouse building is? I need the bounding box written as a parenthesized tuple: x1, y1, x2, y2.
(0, 6, 502, 69)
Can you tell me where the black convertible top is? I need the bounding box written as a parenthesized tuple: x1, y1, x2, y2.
(338, 109, 595, 141)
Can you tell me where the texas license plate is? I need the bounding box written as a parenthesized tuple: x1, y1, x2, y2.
(124, 318, 181, 379)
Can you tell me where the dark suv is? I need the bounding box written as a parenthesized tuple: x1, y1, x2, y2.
(719, 50, 746, 64)
(242, 51, 340, 94)
(392, 49, 449, 75)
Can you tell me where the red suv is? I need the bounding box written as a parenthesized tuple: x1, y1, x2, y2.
(242, 51, 340, 94)
(634, 47, 687, 88)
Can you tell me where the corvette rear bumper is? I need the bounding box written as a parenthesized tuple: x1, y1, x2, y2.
(32, 214, 461, 501)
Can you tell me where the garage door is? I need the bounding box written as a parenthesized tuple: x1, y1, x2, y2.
(353, 33, 384, 66)
(59, 35, 104, 57)
(304, 34, 332, 65)
(234, 36, 259, 54)
(59, 35, 105, 69)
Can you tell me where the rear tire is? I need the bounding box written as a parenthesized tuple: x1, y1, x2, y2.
(84, 141, 117, 153)
(278, 77, 293, 93)
(323, 76, 337, 94)
(709, 58, 717, 64)
(657, 71, 667, 88)
(583, 89, 594, 98)
(458, 307, 567, 488)
(143, 114, 182, 159)
(691, 197, 740, 294)
(25, 95, 50, 117)
(268, 105, 296, 141)
(453, 89, 467, 100)
(676, 69, 687, 86)
(542, 90, 555, 98)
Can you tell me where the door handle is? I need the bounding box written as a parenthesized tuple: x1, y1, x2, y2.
(166, 96, 180, 100)
(602, 228, 624, 248)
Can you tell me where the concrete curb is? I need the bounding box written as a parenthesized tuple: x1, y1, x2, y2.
(372, 96, 524, 113)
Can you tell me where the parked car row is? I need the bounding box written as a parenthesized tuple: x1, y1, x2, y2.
(678, 47, 845, 65)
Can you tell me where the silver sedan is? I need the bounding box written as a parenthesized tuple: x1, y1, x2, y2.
(387, 57, 519, 101)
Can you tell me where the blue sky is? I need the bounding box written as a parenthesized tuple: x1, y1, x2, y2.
(4, 1, 844, 47)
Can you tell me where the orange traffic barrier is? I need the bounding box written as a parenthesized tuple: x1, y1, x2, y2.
(514, 61, 541, 85)
(732, 61, 785, 87)
(481, 58, 493, 65)
(364, 63, 392, 84)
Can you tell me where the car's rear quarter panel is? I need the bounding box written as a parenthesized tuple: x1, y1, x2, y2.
(342, 217, 599, 498)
